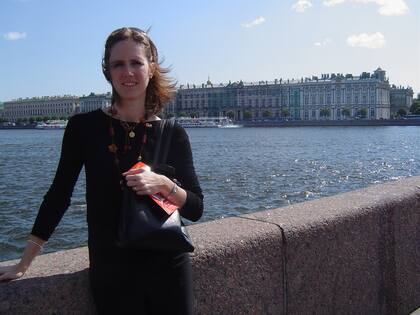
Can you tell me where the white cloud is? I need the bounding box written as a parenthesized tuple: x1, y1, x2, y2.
(346, 32, 386, 49)
(323, 0, 409, 16)
(314, 37, 332, 47)
(291, 0, 313, 13)
(241, 16, 266, 28)
(323, 0, 346, 6)
(3, 32, 27, 40)
(362, 0, 409, 16)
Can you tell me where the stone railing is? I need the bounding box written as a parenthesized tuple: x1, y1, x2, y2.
(1, 176, 419, 314)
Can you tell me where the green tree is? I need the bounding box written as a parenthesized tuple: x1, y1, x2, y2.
(243, 111, 252, 119)
(29, 117, 35, 124)
(35, 117, 43, 122)
(177, 112, 187, 117)
(358, 108, 368, 119)
(262, 110, 272, 118)
(397, 108, 407, 117)
(410, 99, 420, 114)
(320, 108, 331, 119)
(226, 111, 235, 119)
(280, 108, 290, 117)
(341, 108, 351, 119)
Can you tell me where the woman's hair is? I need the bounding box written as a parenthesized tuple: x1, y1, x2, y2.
(102, 27, 176, 116)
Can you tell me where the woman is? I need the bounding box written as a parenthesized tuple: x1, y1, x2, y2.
(0, 27, 203, 314)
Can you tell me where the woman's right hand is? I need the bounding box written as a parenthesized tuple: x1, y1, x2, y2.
(0, 264, 26, 282)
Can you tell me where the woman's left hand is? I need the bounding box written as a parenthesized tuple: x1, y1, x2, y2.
(122, 169, 168, 196)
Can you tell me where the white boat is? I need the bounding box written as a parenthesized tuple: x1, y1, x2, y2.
(35, 120, 67, 129)
(219, 123, 243, 128)
(176, 117, 242, 128)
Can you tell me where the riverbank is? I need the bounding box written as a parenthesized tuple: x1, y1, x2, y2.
(242, 118, 420, 127)
(1, 119, 420, 129)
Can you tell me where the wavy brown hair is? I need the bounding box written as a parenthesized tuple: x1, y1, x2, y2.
(102, 27, 176, 116)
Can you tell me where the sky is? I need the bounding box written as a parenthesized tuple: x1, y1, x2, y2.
(1, 0, 419, 102)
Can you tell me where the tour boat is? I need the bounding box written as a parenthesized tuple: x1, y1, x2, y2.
(35, 120, 67, 129)
(176, 117, 242, 128)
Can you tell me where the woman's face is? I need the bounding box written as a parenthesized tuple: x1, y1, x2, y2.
(108, 39, 153, 104)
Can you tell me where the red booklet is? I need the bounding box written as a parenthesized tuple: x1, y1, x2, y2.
(128, 162, 178, 215)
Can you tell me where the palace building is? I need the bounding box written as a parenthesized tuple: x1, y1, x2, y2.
(174, 68, 399, 121)
(2, 95, 79, 121)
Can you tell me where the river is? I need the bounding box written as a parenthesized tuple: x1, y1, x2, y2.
(0, 126, 419, 261)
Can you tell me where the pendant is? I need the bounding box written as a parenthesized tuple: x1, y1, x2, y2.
(129, 131, 135, 138)
(137, 154, 142, 161)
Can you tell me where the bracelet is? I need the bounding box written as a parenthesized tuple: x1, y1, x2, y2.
(28, 239, 43, 251)
(165, 182, 178, 199)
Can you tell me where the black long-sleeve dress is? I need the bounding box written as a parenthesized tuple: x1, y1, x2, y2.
(31, 109, 204, 314)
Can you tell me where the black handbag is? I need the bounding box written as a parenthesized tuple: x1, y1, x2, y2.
(116, 119, 194, 252)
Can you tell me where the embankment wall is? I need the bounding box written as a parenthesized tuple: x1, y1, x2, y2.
(1, 176, 419, 314)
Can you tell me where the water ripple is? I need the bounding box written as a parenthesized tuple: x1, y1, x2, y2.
(1, 126, 420, 261)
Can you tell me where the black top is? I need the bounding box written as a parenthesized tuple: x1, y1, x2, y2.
(31, 109, 203, 259)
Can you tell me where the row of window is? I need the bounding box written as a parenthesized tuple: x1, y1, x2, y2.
(178, 84, 380, 99)
(6, 102, 77, 109)
(6, 108, 71, 116)
(179, 96, 386, 109)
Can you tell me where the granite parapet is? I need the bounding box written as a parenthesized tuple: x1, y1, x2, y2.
(0, 176, 419, 314)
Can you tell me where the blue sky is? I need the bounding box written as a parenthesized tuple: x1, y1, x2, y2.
(1, 0, 419, 101)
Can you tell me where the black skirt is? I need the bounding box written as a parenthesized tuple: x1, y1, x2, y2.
(88, 250, 193, 315)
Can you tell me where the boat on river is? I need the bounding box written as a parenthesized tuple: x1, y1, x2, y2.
(35, 120, 67, 129)
(176, 117, 242, 128)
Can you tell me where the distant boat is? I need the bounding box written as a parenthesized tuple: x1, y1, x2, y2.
(176, 117, 243, 128)
(35, 120, 67, 129)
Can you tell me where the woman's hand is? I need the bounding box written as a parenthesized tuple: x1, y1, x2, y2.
(0, 264, 26, 282)
(122, 169, 171, 196)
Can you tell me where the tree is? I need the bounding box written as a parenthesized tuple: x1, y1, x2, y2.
(165, 113, 174, 119)
(410, 99, 420, 114)
(341, 108, 351, 119)
(177, 112, 187, 117)
(358, 108, 368, 119)
(226, 111, 235, 119)
(397, 108, 407, 117)
(243, 111, 252, 120)
(280, 108, 290, 117)
(262, 110, 272, 118)
(190, 112, 198, 118)
(320, 108, 331, 119)
(29, 117, 35, 124)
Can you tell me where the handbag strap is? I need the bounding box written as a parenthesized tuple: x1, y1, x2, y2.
(152, 118, 175, 167)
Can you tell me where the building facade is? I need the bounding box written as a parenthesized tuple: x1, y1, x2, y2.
(79, 92, 112, 113)
(174, 68, 391, 120)
(389, 85, 413, 116)
(2, 96, 79, 121)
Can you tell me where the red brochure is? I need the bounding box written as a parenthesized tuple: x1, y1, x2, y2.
(128, 162, 178, 215)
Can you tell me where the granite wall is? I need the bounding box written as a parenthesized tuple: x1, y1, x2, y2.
(1, 176, 419, 314)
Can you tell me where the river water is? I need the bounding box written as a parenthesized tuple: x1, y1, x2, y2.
(1, 126, 419, 261)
